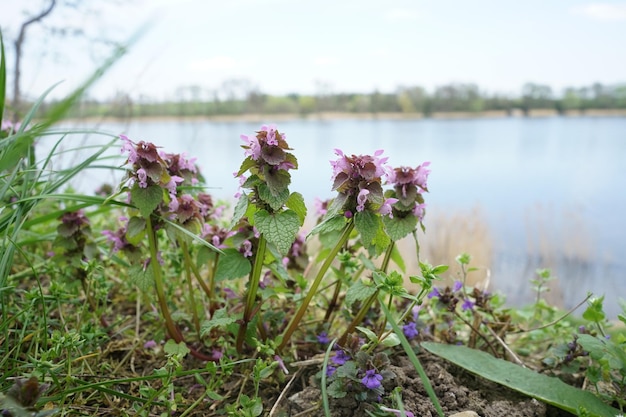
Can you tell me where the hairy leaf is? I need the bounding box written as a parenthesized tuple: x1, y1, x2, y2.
(254, 209, 300, 255)
(130, 184, 163, 218)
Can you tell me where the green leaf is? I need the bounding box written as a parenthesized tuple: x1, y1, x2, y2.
(237, 156, 257, 177)
(372, 222, 391, 255)
(357, 253, 377, 271)
(382, 214, 417, 241)
(229, 193, 248, 229)
(327, 380, 347, 399)
(345, 279, 377, 307)
(130, 184, 163, 218)
(129, 264, 154, 291)
(577, 334, 607, 361)
(354, 210, 380, 247)
(254, 209, 300, 256)
(164, 339, 190, 357)
(356, 326, 378, 343)
(201, 308, 238, 336)
(258, 182, 289, 211)
(286, 192, 307, 225)
(214, 248, 251, 281)
(390, 244, 406, 272)
(125, 216, 146, 245)
(582, 296, 606, 322)
(0, 132, 35, 172)
(335, 361, 357, 378)
(309, 214, 346, 237)
(380, 333, 401, 347)
(263, 164, 291, 196)
(431, 265, 449, 275)
(421, 342, 621, 417)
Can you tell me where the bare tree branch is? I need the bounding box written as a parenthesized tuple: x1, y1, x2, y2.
(12, 0, 57, 115)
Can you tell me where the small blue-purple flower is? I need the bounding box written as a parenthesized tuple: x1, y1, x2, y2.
(317, 331, 330, 345)
(361, 369, 383, 390)
(331, 349, 351, 365)
(403, 322, 419, 339)
(427, 287, 440, 299)
(452, 280, 463, 292)
(461, 298, 475, 311)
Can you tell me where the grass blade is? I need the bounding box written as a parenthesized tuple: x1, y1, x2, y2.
(379, 298, 444, 417)
(0, 29, 6, 125)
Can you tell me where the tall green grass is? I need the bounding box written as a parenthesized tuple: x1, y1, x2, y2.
(0, 28, 129, 396)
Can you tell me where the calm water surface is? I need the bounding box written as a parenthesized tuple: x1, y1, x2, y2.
(50, 116, 626, 317)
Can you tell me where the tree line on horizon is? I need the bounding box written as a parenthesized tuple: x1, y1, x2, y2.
(52, 81, 626, 119)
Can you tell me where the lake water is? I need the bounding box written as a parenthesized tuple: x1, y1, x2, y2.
(48, 116, 626, 318)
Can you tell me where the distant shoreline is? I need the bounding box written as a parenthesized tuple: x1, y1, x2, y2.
(65, 108, 626, 124)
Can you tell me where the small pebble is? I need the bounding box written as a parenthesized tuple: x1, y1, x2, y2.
(448, 412, 479, 417)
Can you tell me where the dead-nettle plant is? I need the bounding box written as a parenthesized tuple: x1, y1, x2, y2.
(105, 136, 221, 360)
(232, 125, 304, 353)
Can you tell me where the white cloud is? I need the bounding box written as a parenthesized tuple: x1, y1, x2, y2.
(571, 3, 626, 21)
(384, 8, 421, 22)
(188, 56, 239, 71)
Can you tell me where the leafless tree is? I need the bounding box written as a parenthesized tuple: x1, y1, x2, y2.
(11, 0, 57, 117)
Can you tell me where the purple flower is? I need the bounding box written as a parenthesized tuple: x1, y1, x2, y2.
(326, 365, 336, 377)
(314, 197, 329, 217)
(210, 349, 223, 361)
(143, 340, 157, 349)
(102, 230, 125, 252)
(239, 240, 253, 258)
(387, 163, 430, 194)
(452, 281, 463, 292)
(412, 203, 426, 221)
(274, 355, 289, 375)
(330, 149, 388, 193)
(361, 369, 383, 390)
(331, 350, 351, 366)
(403, 322, 419, 339)
(136, 168, 148, 188)
(240, 124, 294, 170)
(1, 119, 21, 133)
(120, 134, 138, 164)
(378, 197, 398, 218)
(461, 298, 475, 311)
(317, 331, 330, 344)
(356, 188, 370, 212)
(427, 287, 441, 299)
(241, 133, 262, 160)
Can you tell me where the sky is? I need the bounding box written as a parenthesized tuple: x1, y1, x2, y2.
(2, 0, 626, 101)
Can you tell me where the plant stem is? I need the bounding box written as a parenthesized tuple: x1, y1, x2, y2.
(279, 221, 354, 351)
(341, 240, 397, 343)
(236, 235, 267, 353)
(375, 241, 395, 335)
(146, 215, 183, 343)
(339, 290, 378, 346)
(181, 240, 201, 337)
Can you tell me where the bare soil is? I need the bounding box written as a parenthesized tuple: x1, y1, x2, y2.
(284, 350, 574, 417)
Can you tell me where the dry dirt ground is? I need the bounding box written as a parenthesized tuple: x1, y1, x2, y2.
(284, 351, 575, 417)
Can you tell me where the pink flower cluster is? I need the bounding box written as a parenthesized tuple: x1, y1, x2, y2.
(240, 124, 295, 171)
(387, 163, 431, 221)
(329, 149, 397, 217)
